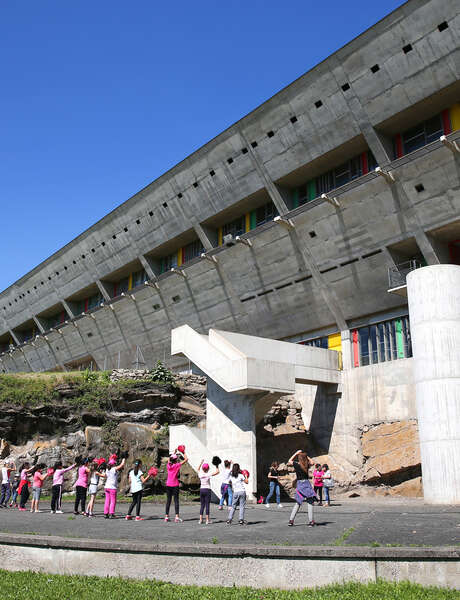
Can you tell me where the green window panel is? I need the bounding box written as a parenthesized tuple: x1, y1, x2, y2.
(250, 210, 257, 230)
(395, 319, 405, 358)
(292, 188, 299, 209)
(307, 180, 316, 201)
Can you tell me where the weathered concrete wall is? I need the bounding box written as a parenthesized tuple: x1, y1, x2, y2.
(0, 535, 458, 589)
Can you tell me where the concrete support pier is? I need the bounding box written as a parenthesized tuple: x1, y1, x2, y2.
(169, 325, 341, 499)
(407, 265, 460, 504)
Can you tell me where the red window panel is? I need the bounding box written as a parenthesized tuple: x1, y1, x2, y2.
(442, 109, 452, 135)
(361, 152, 369, 175)
(352, 329, 359, 367)
(394, 134, 403, 158)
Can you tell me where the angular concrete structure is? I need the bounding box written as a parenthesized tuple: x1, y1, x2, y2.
(169, 326, 341, 498)
(407, 265, 460, 504)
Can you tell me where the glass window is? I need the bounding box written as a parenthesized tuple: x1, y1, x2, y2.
(377, 322, 386, 362)
(132, 269, 148, 288)
(402, 114, 443, 154)
(183, 240, 204, 263)
(425, 114, 443, 143)
(358, 327, 370, 366)
(369, 324, 378, 364)
(160, 253, 178, 274)
(255, 202, 278, 227)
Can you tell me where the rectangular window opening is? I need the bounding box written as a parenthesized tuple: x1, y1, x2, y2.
(370, 64, 380, 73)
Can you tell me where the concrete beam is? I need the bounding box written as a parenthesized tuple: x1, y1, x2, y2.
(239, 130, 289, 216)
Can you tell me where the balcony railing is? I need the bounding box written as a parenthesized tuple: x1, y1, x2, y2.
(388, 260, 422, 290)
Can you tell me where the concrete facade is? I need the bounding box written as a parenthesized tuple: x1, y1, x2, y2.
(407, 265, 460, 504)
(0, 0, 458, 378)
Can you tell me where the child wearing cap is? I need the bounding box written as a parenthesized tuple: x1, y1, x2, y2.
(197, 459, 220, 524)
(104, 454, 126, 519)
(164, 449, 188, 523)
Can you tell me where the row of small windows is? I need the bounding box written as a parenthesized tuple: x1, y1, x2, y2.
(352, 316, 412, 366)
(298, 315, 412, 367)
(394, 104, 460, 158)
(159, 240, 206, 274)
(293, 151, 377, 208)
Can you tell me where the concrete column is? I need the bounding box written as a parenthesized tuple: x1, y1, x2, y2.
(407, 265, 460, 504)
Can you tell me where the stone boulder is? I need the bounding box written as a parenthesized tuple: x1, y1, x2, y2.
(361, 420, 421, 482)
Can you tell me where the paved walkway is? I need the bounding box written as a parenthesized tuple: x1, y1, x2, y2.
(0, 499, 458, 547)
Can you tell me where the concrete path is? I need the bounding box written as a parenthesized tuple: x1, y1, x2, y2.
(0, 498, 459, 548)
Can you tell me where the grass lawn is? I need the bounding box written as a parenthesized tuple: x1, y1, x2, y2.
(0, 571, 458, 600)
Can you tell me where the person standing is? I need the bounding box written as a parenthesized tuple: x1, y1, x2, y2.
(226, 464, 249, 525)
(30, 464, 49, 513)
(0, 461, 15, 508)
(322, 464, 333, 507)
(197, 459, 220, 524)
(264, 461, 283, 508)
(287, 450, 317, 527)
(51, 461, 77, 514)
(85, 459, 106, 517)
(18, 462, 34, 511)
(313, 463, 324, 506)
(125, 459, 155, 521)
(9, 472, 20, 508)
(218, 460, 232, 510)
(164, 450, 188, 523)
(104, 455, 126, 519)
(74, 458, 91, 515)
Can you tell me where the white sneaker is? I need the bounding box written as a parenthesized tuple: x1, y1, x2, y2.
(50, 510, 55, 514)
(265, 503, 270, 508)
(56, 510, 63, 514)
(278, 504, 283, 508)
(35, 510, 42, 513)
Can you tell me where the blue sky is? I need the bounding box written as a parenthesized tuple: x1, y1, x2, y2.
(0, 0, 405, 292)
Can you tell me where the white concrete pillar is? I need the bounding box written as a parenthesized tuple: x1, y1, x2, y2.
(407, 265, 460, 504)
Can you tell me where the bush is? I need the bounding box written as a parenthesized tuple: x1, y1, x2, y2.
(149, 361, 175, 385)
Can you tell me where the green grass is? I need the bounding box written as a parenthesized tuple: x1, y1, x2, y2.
(0, 367, 176, 410)
(0, 571, 457, 599)
(331, 527, 355, 546)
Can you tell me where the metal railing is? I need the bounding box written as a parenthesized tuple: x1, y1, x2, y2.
(388, 259, 422, 289)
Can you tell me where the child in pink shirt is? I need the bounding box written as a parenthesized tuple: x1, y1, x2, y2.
(313, 463, 324, 506)
(164, 449, 188, 523)
(74, 458, 91, 515)
(30, 464, 49, 513)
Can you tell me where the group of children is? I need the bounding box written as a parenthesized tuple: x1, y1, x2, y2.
(0, 454, 158, 520)
(0, 447, 332, 527)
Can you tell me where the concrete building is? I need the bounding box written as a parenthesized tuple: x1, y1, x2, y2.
(1, 0, 459, 375)
(1, 0, 459, 502)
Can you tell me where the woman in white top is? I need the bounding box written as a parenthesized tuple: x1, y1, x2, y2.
(104, 455, 126, 519)
(125, 459, 154, 521)
(197, 459, 220, 524)
(227, 463, 249, 525)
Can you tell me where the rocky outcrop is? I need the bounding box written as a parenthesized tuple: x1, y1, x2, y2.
(360, 420, 421, 484)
